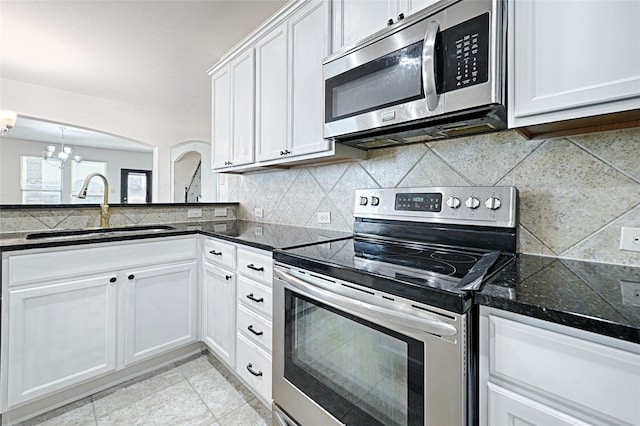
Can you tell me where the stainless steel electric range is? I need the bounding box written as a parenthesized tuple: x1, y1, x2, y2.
(272, 186, 518, 426)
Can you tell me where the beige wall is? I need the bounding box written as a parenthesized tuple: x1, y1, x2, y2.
(221, 127, 640, 267)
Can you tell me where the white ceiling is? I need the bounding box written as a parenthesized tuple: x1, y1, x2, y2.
(0, 0, 287, 148)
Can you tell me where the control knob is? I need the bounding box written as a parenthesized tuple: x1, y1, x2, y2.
(359, 196, 368, 206)
(446, 196, 461, 209)
(371, 196, 380, 206)
(465, 196, 480, 209)
(485, 196, 502, 210)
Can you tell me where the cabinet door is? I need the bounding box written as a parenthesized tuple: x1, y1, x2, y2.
(7, 275, 117, 407)
(509, 1, 640, 127)
(255, 23, 289, 162)
(124, 261, 198, 365)
(230, 49, 256, 167)
(211, 66, 232, 169)
(202, 262, 236, 367)
(288, 0, 331, 158)
(399, 0, 440, 17)
(332, 0, 396, 52)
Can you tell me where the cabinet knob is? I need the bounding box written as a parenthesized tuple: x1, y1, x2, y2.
(387, 18, 394, 26)
(398, 13, 405, 21)
(109, 277, 117, 283)
(225, 275, 232, 280)
(128, 274, 135, 280)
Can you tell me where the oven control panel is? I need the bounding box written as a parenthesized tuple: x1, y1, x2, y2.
(354, 186, 518, 228)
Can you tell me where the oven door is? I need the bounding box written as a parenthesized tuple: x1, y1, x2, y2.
(273, 265, 469, 426)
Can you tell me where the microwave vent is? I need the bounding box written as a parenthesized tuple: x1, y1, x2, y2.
(436, 123, 498, 138)
(357, 139, 402, 149)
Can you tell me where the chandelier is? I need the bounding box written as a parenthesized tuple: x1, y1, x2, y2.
(42, 126, 82, 168)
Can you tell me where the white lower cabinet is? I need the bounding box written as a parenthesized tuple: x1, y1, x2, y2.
(124, 261, 198, 365)
(1, 237, 198, 411)
(480, 307, 640, 426)
(7, 274, 117, 407)
(202, 262, 236, 367)
(236, 333, 272, 403)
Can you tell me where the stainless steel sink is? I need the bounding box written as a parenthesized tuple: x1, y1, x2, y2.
(26, 225, 176, 240)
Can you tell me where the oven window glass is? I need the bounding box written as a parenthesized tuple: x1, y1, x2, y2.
(284, 290, 424, 426)
(325, 41, 425, 122)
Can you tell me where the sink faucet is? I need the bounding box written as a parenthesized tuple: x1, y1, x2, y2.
(78, 172, 110, 227)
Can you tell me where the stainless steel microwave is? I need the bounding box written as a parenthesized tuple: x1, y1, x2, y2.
(323, 0, 506, 149)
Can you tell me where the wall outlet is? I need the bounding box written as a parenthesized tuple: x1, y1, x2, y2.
(254, 208, 264, 218)
(214, 208, 227, 217)
(187, 208, 202, 218)
(620, 226, 640, 252)
(317, 211, 331, 224)
(621, 280, 640, 307)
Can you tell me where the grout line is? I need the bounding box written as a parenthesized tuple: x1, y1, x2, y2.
(393, 144, 431, 188)
(423, 144, 474, 186)
(494, 138, 547, 186)
(568, 137, 640, 185)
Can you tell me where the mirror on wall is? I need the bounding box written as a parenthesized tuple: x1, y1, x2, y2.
(0, 116, 154, 205)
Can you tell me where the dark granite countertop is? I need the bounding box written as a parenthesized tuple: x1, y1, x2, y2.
(476, 254, 640, 345)
(0, 220, 352, 253)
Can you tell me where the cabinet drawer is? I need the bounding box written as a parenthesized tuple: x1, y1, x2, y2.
(238, 276, 272, 319)
(487, 383, 591, 426)
(237, 248, 272, 286)
(489, 316, 640, 425)
(236, 333, 271, 403)
(203, 238, 236, 269)
(237, 304, 272, 352)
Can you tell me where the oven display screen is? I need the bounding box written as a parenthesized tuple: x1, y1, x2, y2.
(395, 193, 442, 212)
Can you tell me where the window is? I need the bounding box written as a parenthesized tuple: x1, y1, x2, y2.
(71, 161, 108, 204)
(20, 156, 62, 204)
(120, 169, 152, 204)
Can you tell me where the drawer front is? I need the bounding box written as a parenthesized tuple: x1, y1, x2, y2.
(203, 238, 236, 269)
(489, 315, 640, 425)
(8, 237, 197, 285)
(238, 276, 273, 319)
(236, 333, 272, 403)
(237, 248, 272, 286)
(237, 304, 272, 352)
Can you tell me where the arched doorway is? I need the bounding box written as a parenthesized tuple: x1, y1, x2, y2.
(170, 141, 214, 202)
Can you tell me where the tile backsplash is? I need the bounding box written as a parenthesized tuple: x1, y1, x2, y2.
(221, 128, 640, 267)
(0, 204, 238, 233)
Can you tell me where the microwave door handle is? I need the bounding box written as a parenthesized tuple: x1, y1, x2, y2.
(422, 20, 440, 111)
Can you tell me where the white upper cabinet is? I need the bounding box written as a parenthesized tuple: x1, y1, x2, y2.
(257, 1, 331, 163)
(211, 49, 255, 170)
(255, 23, 289, 162)
(332, 0, 395, 52)
(331, 0, 440, 52)
(508, 0, 640, 129)
(289, 0, 331, 157)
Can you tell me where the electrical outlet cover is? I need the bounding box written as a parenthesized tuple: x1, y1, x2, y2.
(621, 280, 640, 307)
(254, 208, 264, 218)
(187, 209, 202, 218)
(317, 212, 331, 224)
(620, 227, 640, 252)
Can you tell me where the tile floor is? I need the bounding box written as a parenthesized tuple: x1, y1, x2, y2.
(17, 352, 271, 426)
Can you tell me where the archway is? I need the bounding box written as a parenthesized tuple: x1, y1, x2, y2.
(170, 141, 215, 202)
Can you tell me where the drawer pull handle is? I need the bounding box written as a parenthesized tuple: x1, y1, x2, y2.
(109, 277, 117, 283)
(225, 275, 232, 280)
(247, 325, 263, 336)
(247, 263, 264, 272)
(246, 363, 263, 377)
(246, 293, 264, 303)
(209, 250, 222, 256)
(128, 274, 135, 280)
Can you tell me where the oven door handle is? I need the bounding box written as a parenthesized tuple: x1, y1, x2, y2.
(275, 268, 457, 337)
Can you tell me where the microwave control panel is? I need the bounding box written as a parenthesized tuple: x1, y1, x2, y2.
(441, 12, 490, 93)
